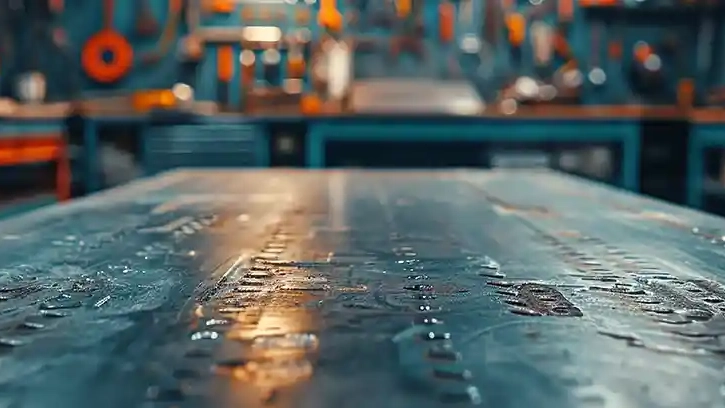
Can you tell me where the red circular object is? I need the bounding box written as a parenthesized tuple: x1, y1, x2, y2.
(81, 30, 133, 83)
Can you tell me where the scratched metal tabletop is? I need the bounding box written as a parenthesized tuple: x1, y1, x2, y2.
(1, 169, 725, 408)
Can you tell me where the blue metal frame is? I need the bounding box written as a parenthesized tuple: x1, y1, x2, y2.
(83, 116, 147, 193)
(139, 120, 270, 176)
(80, 115, 640, 193)
(307, 118, 641, 191)
(687, 124, 725, 208)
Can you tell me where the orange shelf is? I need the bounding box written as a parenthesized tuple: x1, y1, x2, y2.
(0, 134, 70, 201)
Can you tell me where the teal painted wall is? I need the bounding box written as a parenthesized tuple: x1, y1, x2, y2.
(0, 1, 722, 106)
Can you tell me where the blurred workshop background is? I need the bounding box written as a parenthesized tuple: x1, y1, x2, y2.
(0, 0, 723, 218)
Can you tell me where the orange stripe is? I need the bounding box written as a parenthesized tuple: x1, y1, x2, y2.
(217, 45, 233, 82)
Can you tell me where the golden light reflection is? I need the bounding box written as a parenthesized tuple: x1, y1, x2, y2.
(199, 184, 330, 405)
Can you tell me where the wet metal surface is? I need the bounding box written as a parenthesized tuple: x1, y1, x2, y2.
(1, 169, 725, 407)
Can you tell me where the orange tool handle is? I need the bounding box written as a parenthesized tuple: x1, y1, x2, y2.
(287, 52, 306, 78)
(217, 46, 234, 82)
(206, 0, 234, 13)
(505, 13, 526, 46)
(396, 0, 412, 17)
(677, 79, 694, 108)
(438, 2, 454, 43)
(579, 0, 617, 6)
(633, 42, 652, 63)
(553, 32, 570, 57)
(558, 0, 573, 20)
(608, 41, 622, 59)
(318, 0, 343, 32)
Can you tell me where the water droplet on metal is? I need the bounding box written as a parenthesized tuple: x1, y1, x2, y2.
(20, 321, 44, 330)
(510, 307, 542, 316)
(416, 317, 443, 325)
(424, 331, 451, 341)
(0, 338, 25, 347)
(404, 284, 434, 292)
(40, 310, 67, 318)
(191, 331, 219, 341)
(94, 295, 111, 308)
(252, 333, 319, 351)
(40, 301, 82, 310)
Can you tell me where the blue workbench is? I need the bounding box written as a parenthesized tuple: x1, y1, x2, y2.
(688, 122, 725, 209)
(0, 169, 722, 407)
(82, 112, 641, 192)
(307, 116, 641, 190)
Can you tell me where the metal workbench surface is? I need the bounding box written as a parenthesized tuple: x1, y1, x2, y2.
(1, 169, 725, 408)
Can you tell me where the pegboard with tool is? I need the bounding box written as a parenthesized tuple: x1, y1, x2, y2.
(187, 0, 321, 111)
(342, 0, 483, 80)
(484, 0, 717, 109)
(0, 0, 721, 114)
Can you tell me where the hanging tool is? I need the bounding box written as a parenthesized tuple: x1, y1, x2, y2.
(81, 0, 133, 83)
(141, 0, 183, 64)
(629, 41, 664, 98)
(505, 13, 526, 48)
(530, 21, 553, 71)
(134, 0, 158, 37)
(287, 46, 306, 78)
(240, 49, 256, 87)
(483, 0, 502, 49)
(506, 12, 526, 69)
(390, 1, 426, 60)
(607, 17, 622, 61)
(319, 0, 343, 33)
(395, 0, 411, 18)
(181, 0, 204, 62)
(558, 0, 574, 23)
(439, 1, 455, 43)
(217, 45, 233, 106)
(587, 22, 606, 86)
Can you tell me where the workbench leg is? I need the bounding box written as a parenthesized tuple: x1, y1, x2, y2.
(306, 128, 324, 168)
(56, 143, 71, 201)
(257, 132, 270, 167)
(687, 136, 705, 209)
(621, 130, 641, 192)
(83, 120, 99, 193)
(138, 124, 149, 176)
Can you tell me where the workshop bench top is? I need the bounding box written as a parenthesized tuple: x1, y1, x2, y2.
(0, 169, 723, 408)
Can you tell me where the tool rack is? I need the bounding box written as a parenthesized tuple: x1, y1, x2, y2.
(0, 119, 70, 218)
